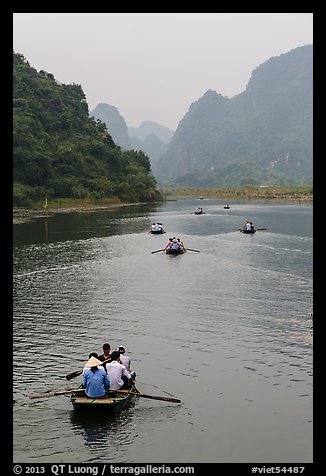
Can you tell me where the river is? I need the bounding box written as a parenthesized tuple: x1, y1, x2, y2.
(13, 197, 313, 463)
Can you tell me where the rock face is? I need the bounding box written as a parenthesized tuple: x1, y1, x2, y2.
(90, 103, 131, 150)
(154, 45, 313, 187)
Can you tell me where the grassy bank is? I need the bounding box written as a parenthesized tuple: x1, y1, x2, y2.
(161, 185, 313, 201)
(13, 197, 142, 224)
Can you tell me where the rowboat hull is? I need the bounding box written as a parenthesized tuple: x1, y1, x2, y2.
(240, 229, 256, 234)
(70, 386, 137, 412)
(166, 247, 185, 255)
(150, 229, 165, 234)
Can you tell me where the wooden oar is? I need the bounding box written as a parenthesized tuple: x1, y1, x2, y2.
(113, 389, 181, 403)
(186, 248, 200, 252)
(65, 369, 83, 381)
(30, 388, 85, 399)
(65, 357, 111, 381)
(30, 388, 181, 403)
(150, 249, 165, 254)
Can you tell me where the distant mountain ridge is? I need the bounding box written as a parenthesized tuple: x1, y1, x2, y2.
(90, 103, 131, 149)
(90, 106, 174, 169)
(128, 121, 174, 144)
(154, 44, 313, 186)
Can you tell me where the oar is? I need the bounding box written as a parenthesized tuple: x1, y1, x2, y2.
(65, 369, 83, 381)
(65, 357, 111, 381)
(30, 388, 85, 399)
(109, 389, 181, 403)
(30, 388, 181, 404)
(186, 248, 200, 252)
(150, 249, 165, 254)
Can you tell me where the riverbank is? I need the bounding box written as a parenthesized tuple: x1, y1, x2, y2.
(13, 185, 313, 224)
(13, 201, 143, 224)
(162, 185, 313, 201)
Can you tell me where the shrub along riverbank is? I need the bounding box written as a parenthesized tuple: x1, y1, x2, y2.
(161, 185, 313, 201)
(13, 185, 313, 224)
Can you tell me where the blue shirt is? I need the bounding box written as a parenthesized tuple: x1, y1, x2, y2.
(83, 367, 110, 398)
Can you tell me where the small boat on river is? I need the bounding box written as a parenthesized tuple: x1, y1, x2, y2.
(194, 207, 204, 215)
(150, 223, 165, 234)
(240, 221, 256, 234)
(70, 384, 138, 412)
(165, 246, 186, 255)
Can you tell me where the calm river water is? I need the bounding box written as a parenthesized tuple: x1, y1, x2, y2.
(13, 198, 313, 463)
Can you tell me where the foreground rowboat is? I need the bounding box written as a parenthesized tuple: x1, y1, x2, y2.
(240, 228, 256, 234)
(70, 385, 138, 412)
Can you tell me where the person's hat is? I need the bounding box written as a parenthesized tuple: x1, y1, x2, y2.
(173, 238, 177, 242)
(84, 356, 102, 368)
(117, 345, 126, 354)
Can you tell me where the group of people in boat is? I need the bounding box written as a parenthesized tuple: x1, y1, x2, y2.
(164, 237, 185, 251)
(243, 220, 255, 231)
(151, 222, 164, 232)
(82, 343, 137, 399)
(194, 207, 204, 214)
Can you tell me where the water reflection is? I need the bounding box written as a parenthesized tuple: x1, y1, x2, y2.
(69, 404, 137, 456)
(13, 204, 161, 247)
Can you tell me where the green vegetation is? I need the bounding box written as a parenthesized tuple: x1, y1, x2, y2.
(13, 52, 163, 207)
(162, 185, 313, 201)
(154, 45, 313, 187)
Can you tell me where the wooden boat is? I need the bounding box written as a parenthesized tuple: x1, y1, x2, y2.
(150, 227, 165, 234)
(240, 228, 256, 234)
(165, 247, 186, 255)
(194, 208, 204, 215)
(70, 384, 138, 412)
(224, 205, 230, 209)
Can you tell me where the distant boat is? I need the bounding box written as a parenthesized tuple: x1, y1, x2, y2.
(150, 223, 165, 234)
(194, 207, 204, 215)
(224, 204, 230, 209)
(240, 228, 256, 234)
(199, 196, 204, 200)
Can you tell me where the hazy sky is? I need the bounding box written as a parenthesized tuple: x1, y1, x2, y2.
(13, 13, 313, 130)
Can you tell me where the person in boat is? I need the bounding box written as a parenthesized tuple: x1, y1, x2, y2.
(170, 238, 182, 250)
(83, 356, 110, 398)
(83, 352, 99, 375)
(117, 345, 136, 380)
(244, 220, 251, 230)
(105, 350, 135, 390)
(164, 237, 173, 250)
(151, 222, 163, 232)
(177, 238, 185, 250)
(98, 343, 111, 368)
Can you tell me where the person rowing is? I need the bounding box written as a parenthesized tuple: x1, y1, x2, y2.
(83, 356, 110, 398)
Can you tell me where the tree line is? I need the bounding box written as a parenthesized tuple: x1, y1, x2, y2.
(13, 52, 163, 207)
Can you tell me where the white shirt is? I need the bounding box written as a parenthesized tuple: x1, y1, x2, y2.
(105, 360, 131, 389)
(120, 354, 131, 371)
